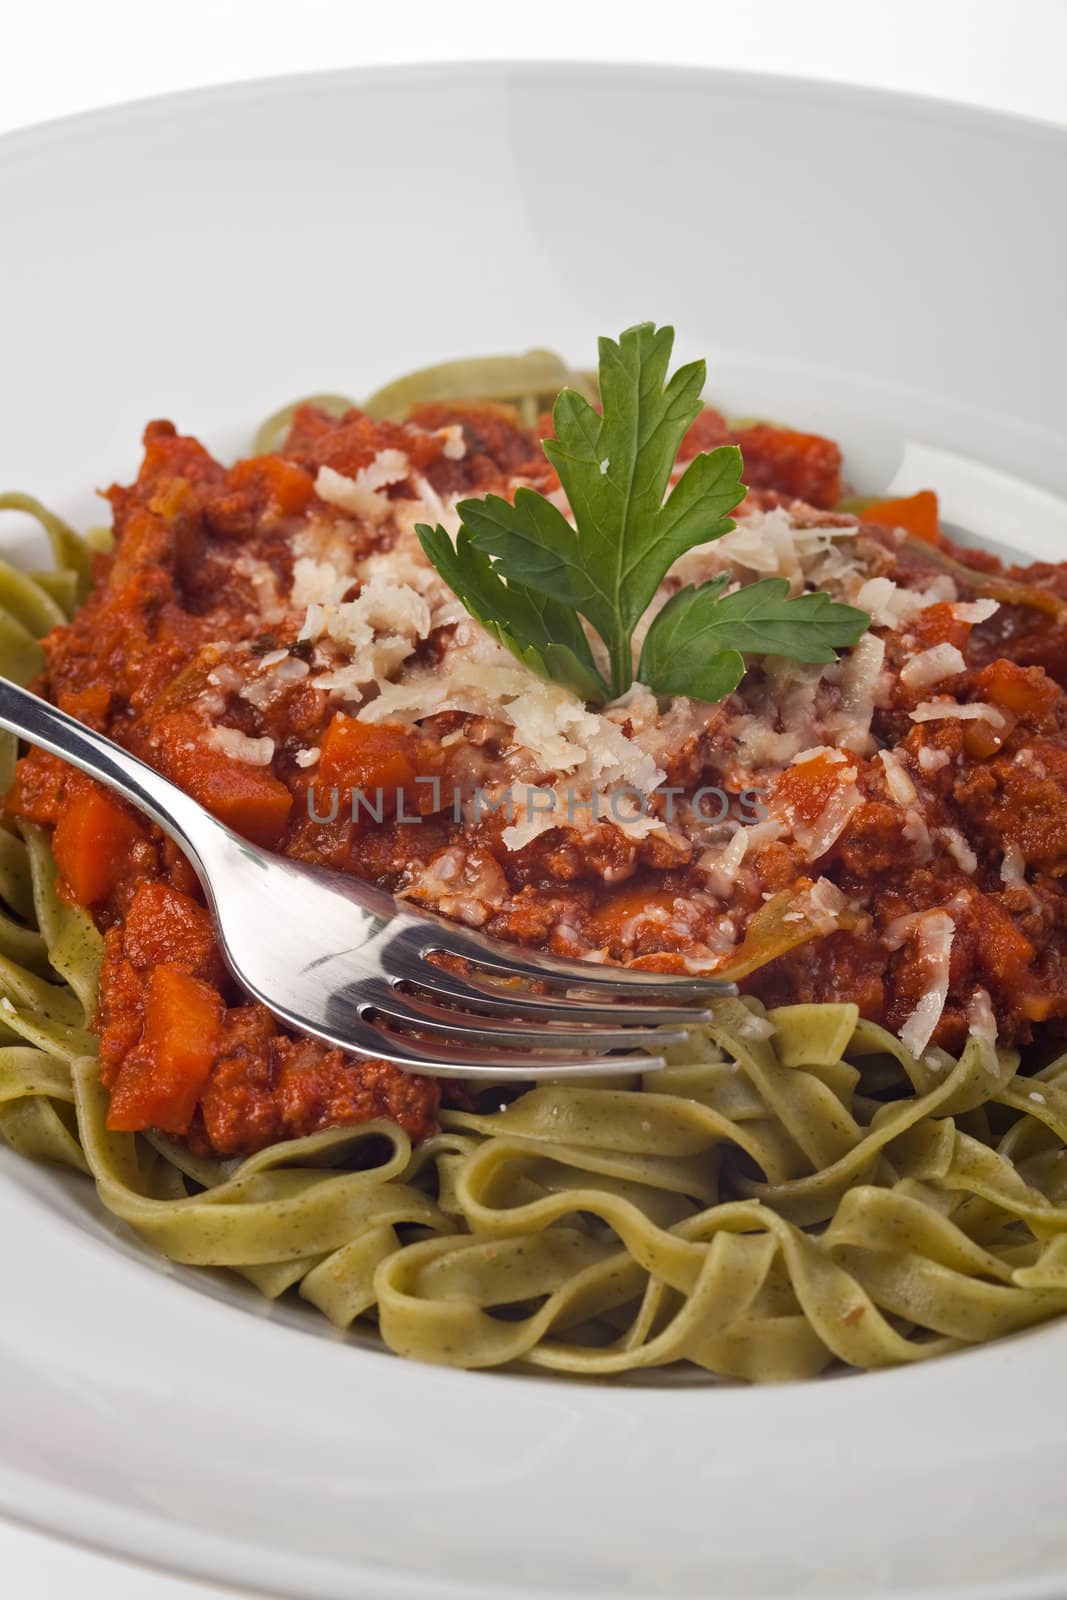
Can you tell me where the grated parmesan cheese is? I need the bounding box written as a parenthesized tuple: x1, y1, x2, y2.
(853, 576, 925, 630)
(939, 827, 978, 874)
(315, 451, 410, 524)
(877, 749, 918, 805)
(898, 910, 955, 1058)
(203, 727, 275, 766)
(302, 578, 433, 701)
(701, 827, 749, 896)
(240, 654, 310, 711)
(900, 643, 966, 691)
(910, 700, 1007, 727)
(902, 806, 934, 863)
(437, 425, 466, 461)
(668, 506, 862, 602)
(362, 628, 663, 796)
(232, 553, 286, 624)
(951, 599, 999, 625)
(792, 746, 847, 766)
(967, 987, 998, 1043)
(733, 1009, 776, 1041)
(292, 557, 354, 608)
(781, 769, 862, 862)
(1001, 843, 1027, 885)
(826, 634, 887, 754)
(803, 877, 849, 932)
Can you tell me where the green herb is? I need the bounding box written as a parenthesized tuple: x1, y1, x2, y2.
(416, 524, 608, 701)
(637, 575, 872, 702)
(416, 323, 869, 705)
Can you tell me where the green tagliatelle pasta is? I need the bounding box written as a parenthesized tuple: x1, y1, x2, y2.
(251, 349, 600, 455)
(4, 477, 1067, 1382)
(362, 348, 599, 427)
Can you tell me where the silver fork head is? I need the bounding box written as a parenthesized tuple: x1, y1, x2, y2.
(0, 674, 732, 1082)
(197, 828, 734, 1081)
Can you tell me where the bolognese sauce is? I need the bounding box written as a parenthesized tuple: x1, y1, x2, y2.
(9, 398, 1067, 1157)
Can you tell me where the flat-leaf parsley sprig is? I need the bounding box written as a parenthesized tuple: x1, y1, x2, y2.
(416, 323, 870, 705)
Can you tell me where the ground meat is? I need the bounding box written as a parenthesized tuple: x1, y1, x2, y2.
(10, 398, 1067, 1153)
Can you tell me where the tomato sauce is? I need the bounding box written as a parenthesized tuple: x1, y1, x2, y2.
(10, 400, 1067, 1154)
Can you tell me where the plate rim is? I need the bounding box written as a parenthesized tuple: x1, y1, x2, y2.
(2, 56, 1066, 1600)
(2, 56, 1065, 161)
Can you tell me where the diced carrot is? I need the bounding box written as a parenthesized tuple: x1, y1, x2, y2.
(974, 659, 1061, 721)
(770, 751, 849, 827)
(106, 965, 223, 1133)
(52, 781, 146, 906)
(963, 716, 1013, 760)
(183, 755, 293, 847)
(231, 456, 315, 517)
(318, 714, 418, 815)
(587, 889, 678, 946)
(149, 713, 293, 848)
(908, 601, 970, 653)
(863, 489, 940, 544)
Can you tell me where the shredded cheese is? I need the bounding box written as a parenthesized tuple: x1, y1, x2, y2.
(899, 910, 955, 1058)
(702, 827, 750, 895)
(951, 599, 999, 624)
(792, 746, 847, 766)
(910, 700, 1007, 727)
(967, 988, 998, 1043)
(939, 827, 978, 874)
(315, 452, 411, 524)
(827, 634, 887, 754)
(854, 576, 925, 630)
(900, 643, 966, 690)
(783, 769, 862, 862)
(204, 727, 275, 766)
(1001, 843, 1027, 886)
(877, 749, 918, 806)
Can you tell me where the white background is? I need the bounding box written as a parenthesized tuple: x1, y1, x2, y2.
(2, 1, 1065, 1595)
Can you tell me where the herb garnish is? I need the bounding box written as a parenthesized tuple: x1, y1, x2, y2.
(417, 323, 869, 705)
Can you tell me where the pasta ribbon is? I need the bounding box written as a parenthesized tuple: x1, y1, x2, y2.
(2, 501, 1067, 1380)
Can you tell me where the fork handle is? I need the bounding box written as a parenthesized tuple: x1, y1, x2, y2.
(0, 675, 227, 878)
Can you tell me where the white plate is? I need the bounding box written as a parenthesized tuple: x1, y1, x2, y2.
(1, 63, 1066, 1600)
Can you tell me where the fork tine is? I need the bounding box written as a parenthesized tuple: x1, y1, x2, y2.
(361, 1037, 665, 1080)
(398, 964, 717, 1026)
(366, 994, 688, 1052)
(414, 932, 732, 996)
(233, 967, 667, 1080)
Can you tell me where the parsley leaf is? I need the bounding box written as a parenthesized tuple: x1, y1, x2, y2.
(416, 322, 870, 707)
(456, 323, 745, 697)
(638, 576, 872, 702)
(416, 523, 609, 702)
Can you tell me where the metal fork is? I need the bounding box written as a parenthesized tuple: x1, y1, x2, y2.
(0, 679, 733, 1079)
